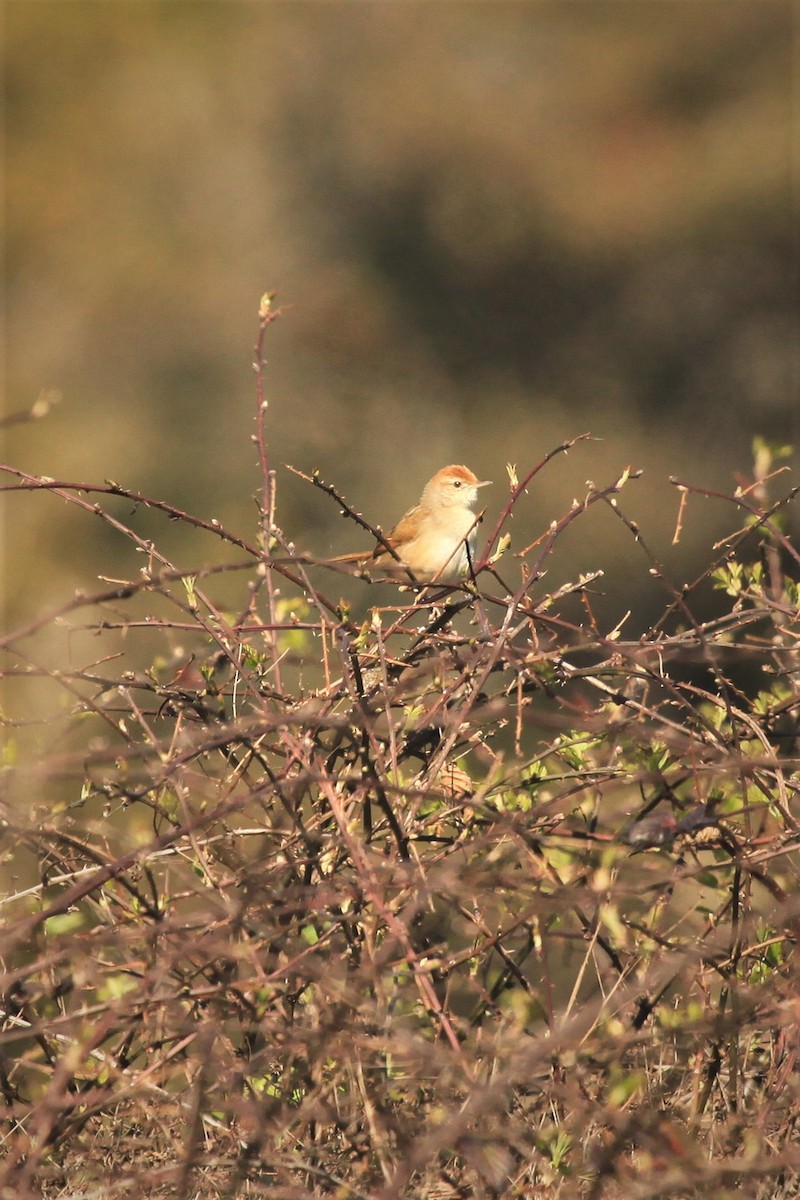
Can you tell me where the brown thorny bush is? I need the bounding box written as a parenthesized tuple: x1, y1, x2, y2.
(1, 300, 799, 1200)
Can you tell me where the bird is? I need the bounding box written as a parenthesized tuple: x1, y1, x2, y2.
(330, 464, 491, 583)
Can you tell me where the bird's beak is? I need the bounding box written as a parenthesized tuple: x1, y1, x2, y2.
(476, 479, 492, 488)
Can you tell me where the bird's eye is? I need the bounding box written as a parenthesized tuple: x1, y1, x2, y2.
(452, 480, 462, 488)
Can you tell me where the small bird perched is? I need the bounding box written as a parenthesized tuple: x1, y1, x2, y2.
(333, 464, 491, 583)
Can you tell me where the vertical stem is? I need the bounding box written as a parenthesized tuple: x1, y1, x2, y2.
(252, 292, 284, 692)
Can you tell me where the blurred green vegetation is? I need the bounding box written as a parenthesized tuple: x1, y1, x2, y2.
(4, 1, 797, 634)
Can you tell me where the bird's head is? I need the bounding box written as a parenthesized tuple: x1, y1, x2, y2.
(421, 465, 492, 511)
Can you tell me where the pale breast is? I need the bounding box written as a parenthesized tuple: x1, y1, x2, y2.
(378, 508, 477, 582)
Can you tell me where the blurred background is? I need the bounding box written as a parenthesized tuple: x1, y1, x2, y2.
(4, 0, 798, 634)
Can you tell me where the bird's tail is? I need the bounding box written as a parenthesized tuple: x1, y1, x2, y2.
(325, 550, 373, 566)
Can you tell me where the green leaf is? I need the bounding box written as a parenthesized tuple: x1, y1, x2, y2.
(45, 910, 86, 937)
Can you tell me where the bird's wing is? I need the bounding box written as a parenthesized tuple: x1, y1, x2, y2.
(326, 506, 417, 569)
(384, 504, 420, 548)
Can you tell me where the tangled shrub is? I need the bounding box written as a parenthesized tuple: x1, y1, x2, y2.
(0, 301, 798, 1199)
